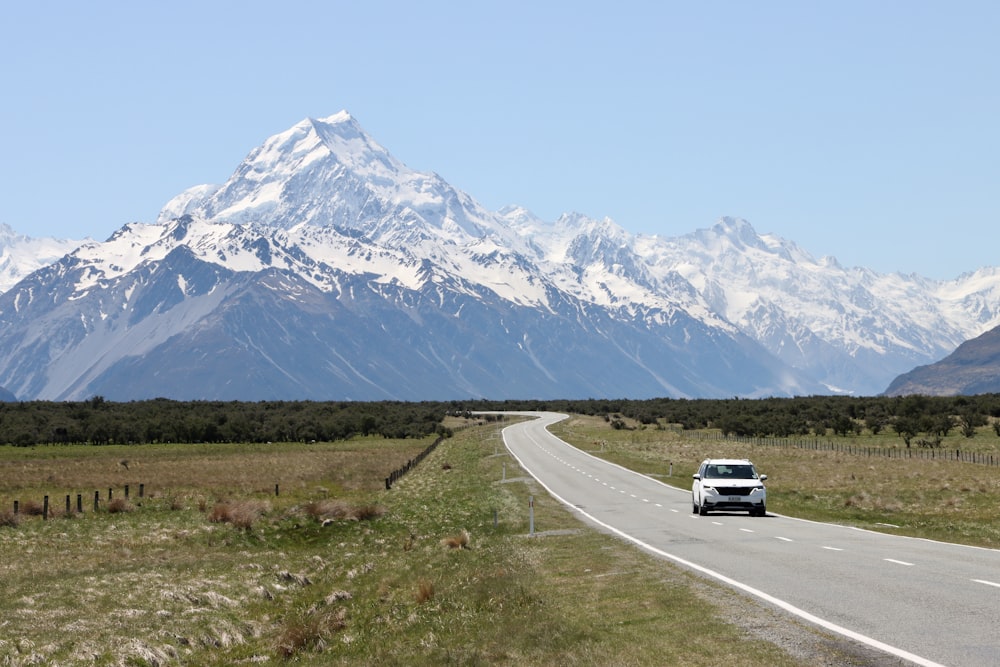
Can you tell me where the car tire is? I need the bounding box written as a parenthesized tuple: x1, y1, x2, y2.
(693, 500, 698, 514)
(753, 506, 766, 517)
(698, 503, 708, 516)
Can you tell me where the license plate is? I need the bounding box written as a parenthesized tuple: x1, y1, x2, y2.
(727, 497, 742, 502)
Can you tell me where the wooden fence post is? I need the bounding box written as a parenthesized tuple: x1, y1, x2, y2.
(43, 495, 49, 520)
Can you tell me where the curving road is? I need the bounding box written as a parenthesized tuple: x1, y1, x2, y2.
(502, 412, 1000, 667)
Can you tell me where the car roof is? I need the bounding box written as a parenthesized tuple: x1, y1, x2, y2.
(702, 458, 755, 465)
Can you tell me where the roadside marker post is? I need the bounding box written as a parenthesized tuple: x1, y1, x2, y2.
(529, 496, 535, 535)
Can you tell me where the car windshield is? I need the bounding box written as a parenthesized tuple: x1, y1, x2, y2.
(704, 464, 757, 480)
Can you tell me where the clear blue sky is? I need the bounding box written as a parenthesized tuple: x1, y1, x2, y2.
(2, 1, 998, 279)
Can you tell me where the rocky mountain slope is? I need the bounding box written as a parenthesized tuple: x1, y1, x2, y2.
(1, 112, 998, 400)
(885, 324, 1000, 396)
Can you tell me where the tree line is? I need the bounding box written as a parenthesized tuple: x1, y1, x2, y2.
(449, 394, 1000, 445)
(0, 397, 450, 446)
(4, 394, 1000, 447)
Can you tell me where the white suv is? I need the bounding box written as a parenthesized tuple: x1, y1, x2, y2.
(692, 458, 767, 516)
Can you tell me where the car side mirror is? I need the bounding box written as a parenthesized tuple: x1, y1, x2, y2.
(760, 474, 768, 481)
(692, 473, 701, 480)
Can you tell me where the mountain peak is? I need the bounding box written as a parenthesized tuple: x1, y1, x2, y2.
(711, 217, 761, 246)
(7, 111, 1000, 401)
(315, 110, 354, 125)
(0, 225, 87, 293)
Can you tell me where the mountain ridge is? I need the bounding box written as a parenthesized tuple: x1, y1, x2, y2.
(0, 223, 86, 294)
(885, 325, 1000, 396)
(1, 112, 998, 400)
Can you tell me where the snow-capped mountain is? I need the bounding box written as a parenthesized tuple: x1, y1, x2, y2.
(636, 218, 1000, 394)
(0, 223, 85, 293)
(0, 112, 997, 401)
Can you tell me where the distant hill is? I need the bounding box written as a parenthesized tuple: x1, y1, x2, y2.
(884, 325, 1000, 396)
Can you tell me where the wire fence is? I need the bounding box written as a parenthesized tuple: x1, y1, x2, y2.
(696, 432, 1000, 467)
(384, 435, 445, 489)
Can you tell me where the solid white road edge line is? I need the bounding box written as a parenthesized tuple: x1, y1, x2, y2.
(502, 422, 947, 667)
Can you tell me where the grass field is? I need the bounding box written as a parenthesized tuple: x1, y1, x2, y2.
(2, 413, 989, 665)
(549, 414, 1000, 548)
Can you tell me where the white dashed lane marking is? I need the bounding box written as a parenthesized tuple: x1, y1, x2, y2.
(537, 441, 1000, 650)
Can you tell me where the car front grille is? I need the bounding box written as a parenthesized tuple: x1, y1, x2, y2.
(717, 486, 756, 496)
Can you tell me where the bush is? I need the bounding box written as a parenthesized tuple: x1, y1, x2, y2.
(441, 529, 470, 549)
(305, 500, 385, 523)
(19, 500, 46, 516)
(107, 498, 134, 513)
(275, 607, 347, 658)
(304, 499, 351, 522)
(207, 500, 269, 529)
(0, 509, 20, 528)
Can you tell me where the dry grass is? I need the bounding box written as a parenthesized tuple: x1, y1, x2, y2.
(107, 497, 134, 513)
(0, 438, 431, 500)
(207, 499, 269, 529)
(550, 414, 1000, 547)
(441, 528, 470, 549)
(352, 503, 385, 521)
(304, 498, 352, 521)
(304, 499, 385, 522)
(276, 606, 348, 658)
(415, 579, 435, 603)
(0, 421, 863, 666)
(18, 499, 46, 516)
(0, 508, 19, 527)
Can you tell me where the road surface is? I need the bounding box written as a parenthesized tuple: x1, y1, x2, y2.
(502, 412, 1000, 667)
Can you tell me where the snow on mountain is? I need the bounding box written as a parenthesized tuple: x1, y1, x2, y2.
(621, 216, 1000, 394)
(3, 111, 1000, 401)
(159, 112, 516, 251)
(0, 208, 819, 400)
(154, 113, 726, 324)
(0, 223, 86, 293)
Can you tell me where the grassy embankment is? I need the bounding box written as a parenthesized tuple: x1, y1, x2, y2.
(0, 417, 851, 666)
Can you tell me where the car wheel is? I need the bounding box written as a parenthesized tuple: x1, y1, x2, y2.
(753, 506, 766, 517)
(693, 500, 698, 514)
(698, 503, 708, 516)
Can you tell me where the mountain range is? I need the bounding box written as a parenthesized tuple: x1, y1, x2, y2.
(1, 111, 998, 401)
(0, 224, 84, 294)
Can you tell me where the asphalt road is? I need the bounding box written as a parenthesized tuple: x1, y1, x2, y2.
(502, 412, 1000, 667)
